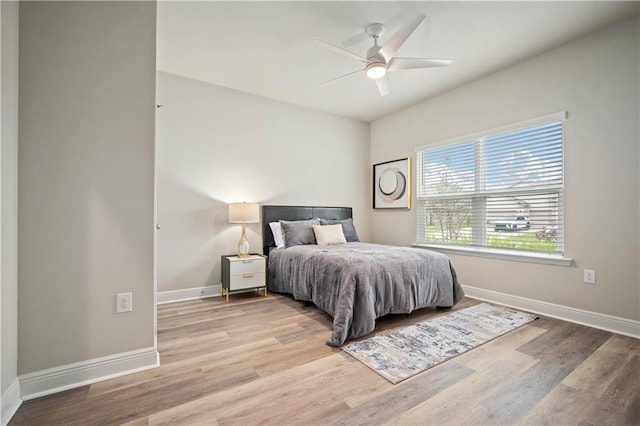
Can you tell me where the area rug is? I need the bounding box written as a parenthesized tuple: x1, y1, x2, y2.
(342, 303, 537, 384)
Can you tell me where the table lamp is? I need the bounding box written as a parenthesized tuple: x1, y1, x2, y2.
(228, 202, 260, 258)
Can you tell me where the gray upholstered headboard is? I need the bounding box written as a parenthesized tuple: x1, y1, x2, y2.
(262, 205, 352, 255)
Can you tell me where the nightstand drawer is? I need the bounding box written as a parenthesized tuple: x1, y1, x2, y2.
(220, 254, 267, 303)
(230, 272, 266, 290)
(229, 258, 265, 275)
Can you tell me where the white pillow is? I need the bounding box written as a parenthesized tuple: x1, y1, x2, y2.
(269, 222, 285, 248)
(312, 224, 347, 246)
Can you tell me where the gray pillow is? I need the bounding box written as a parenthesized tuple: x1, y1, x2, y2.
(280, 218, 320, 248)
(319, 218, 360, 242)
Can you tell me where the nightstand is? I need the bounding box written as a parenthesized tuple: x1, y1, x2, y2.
(220, 254, 267, 303)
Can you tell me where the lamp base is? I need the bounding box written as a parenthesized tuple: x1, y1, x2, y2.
(237, 223, 250, 258)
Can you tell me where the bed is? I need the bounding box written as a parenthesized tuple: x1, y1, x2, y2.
(262, 205, 464, 346)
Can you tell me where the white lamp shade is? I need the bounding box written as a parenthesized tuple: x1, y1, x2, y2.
(228, 202, 260, 223)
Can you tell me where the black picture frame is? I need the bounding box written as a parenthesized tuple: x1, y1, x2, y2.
(373, 157, 411, 209)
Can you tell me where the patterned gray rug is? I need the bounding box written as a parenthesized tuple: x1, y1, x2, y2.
(342, 302, 537, 384)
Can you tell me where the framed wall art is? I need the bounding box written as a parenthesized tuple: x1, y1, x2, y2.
(373, 157, 411, 209)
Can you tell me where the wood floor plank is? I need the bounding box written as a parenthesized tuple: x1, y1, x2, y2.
(518, 363, 640, 426)
(390, 327, 541, 425)
(82, 337, 280, 399)
(562, 333, 640, 395)
(479, 322, 611, 423)
(9, 295, 639, 426)
(146, 353, 352, 425)
(331, 361, 474, 426)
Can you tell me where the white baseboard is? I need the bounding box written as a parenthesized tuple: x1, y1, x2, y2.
(1, 378, 21, 426)
(157, 285, 219, 305)
(19, 347, 159, 401)
(462, 285, 640, 339)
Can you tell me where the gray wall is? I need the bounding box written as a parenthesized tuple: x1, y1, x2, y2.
(371, 17, 639, 321)
(156, 72, 371, 294)
(18, 2, 157, 374)
(1, 0, 19, 398)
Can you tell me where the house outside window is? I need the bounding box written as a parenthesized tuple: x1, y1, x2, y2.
(416, 112, 565, 255)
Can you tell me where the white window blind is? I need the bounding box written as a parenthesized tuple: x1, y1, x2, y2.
(416, 114, 565, 254)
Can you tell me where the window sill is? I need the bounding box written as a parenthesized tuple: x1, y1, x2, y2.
(413, 243, 574, 267)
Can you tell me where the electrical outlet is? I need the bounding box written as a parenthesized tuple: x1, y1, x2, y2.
(583, 269, 596, 285)
(116, 292, 133, 313)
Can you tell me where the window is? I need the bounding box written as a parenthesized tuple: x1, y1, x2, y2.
(416, 112, 565, 255)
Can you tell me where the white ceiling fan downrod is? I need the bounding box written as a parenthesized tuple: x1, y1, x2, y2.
(365, 23, 387, 80)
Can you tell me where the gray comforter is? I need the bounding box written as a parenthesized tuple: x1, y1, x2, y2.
(268, 242, 464, 346)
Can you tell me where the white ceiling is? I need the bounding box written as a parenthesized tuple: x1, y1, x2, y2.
(157, 1, 639, 122)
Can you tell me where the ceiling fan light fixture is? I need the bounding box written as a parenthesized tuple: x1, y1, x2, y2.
(315, 12, 450, 96)
(366, 63, 387, 80)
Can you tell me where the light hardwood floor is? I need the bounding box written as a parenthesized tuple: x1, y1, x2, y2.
(10, 293, 640, 425)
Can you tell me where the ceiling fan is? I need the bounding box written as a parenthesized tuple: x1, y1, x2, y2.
(314, 12, 452, 96)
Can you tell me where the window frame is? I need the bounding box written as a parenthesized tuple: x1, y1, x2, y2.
(414, 111, 573, 266)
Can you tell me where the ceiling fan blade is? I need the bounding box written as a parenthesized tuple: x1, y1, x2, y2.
(387, 57, 453, 71)
(342, 32, 370, 49)
(319, 69, 365, 87)
(374, 76, 390, 96)
(313, 39, 371, 64)
(379, 12, 425, 62)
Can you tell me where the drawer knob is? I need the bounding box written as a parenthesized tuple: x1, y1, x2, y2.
(242, 273, 254, 278)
